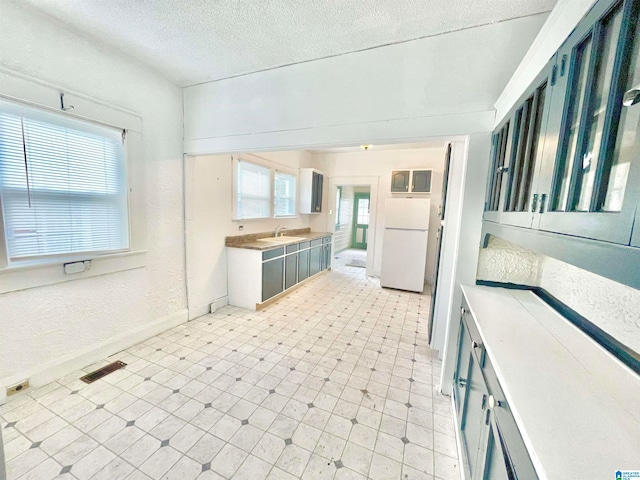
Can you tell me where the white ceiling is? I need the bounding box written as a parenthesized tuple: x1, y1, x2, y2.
(20, 0, 557, 87)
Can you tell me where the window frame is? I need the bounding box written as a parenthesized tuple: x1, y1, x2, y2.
(0, 99, 131, 263)
(0, 83, 146, 293)
(232, 156, 273, 220)
(335, 186, 342, 230)
(273, 170, 298, 218)
(232, 154, 300, 221)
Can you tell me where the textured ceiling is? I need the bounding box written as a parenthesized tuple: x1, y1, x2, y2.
(19, 0, 557, 87)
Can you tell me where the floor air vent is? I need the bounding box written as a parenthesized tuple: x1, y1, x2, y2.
(80, 360, 127, 384)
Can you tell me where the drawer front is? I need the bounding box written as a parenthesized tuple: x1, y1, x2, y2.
(298, 241, 311, 250)
(310, 238, 322, 247)
(262, 247, 285, 261)
(286, 244, 298, 253)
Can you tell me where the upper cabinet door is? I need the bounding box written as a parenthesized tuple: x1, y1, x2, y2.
(537, 0, 640, 244)
(484, 58, 556, 229)
(391, 170, 410, 192)
(411, 170, 432, 193)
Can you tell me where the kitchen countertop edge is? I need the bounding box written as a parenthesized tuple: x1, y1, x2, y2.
(227, 232, 333, 251)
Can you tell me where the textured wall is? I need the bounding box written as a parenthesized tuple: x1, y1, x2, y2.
(476, 236, 543, 286)
(540, 257, 640, 354)
(0, 1, 186, 386)
(477, 235, 640, 355)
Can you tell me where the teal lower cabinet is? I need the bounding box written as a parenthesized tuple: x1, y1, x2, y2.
(284, 252, 298, 290)
(298, 248, 310, 281)
(228, 235, 332, 310)
(309, 241, 322, 277)
(454, 295, 537, 480)
(262, 257, 284, 302)
(454, 285, 640, 480)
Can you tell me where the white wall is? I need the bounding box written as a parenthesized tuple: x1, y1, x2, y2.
(0, 0, 186, 399)
(183, 14, 548, 154)
(437, 134, 491, 393)
(184, 151, 312, 319)
(311, 147, 446, 281)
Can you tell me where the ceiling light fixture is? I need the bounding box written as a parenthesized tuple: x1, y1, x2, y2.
(361, 144, 372, 151)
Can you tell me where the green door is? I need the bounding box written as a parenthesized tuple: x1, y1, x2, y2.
(351, 193, 370, 249)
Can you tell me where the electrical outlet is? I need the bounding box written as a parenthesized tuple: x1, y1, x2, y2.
(238, 225, 244, 231)
(7, 380, 29, 396)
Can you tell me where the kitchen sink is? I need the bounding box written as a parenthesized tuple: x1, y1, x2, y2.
(257, 236, 307, 244)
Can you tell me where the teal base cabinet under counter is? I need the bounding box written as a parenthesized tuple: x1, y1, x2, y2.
(453, 285, 640, 480)
(227, 234, 332, 310)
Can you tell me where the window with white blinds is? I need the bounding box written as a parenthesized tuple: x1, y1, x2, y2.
(0, 99, 129, 262)
(235, 159, 271, 219)
(274, 171, 297, 217)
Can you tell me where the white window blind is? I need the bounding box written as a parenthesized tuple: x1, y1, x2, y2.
(0, 99, 129, 262)
(274, 171, 297, 217)
(236, 159, 271, 219)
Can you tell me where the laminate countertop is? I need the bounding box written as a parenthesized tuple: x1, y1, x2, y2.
(226, 232, 332, 251)
(461, 285, 640, 480)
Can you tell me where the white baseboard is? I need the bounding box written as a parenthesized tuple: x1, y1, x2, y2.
(210, 296, 228, 314)
(0, 309, 188, 405)
(188, 296, 228, 320)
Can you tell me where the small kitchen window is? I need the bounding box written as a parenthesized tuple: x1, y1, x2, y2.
(234, 158, 271, 220)
(274, 171, 297, 217)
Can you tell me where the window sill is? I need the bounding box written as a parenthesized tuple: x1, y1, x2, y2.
(0, 250, 147, 293)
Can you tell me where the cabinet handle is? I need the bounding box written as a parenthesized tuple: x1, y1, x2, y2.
(488, 395, 502, 409)
(539, 193, 547, 213)
(460, 307, 466, 316)
(497, 166, 509, 173)
(623, 84, 640, 107)
(472, 341, 481, 349)
(457, 378, 467, 388)
(531, 193, 538, 212)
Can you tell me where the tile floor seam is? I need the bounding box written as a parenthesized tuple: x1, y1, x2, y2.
(2, 249, 457, 480)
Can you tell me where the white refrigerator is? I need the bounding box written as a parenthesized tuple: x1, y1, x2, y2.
(380, 198, 431, 293)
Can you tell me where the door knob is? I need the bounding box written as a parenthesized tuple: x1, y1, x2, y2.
(488, 395, 502, 409)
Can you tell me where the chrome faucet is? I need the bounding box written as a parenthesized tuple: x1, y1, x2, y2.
(275, 225, 288, 237)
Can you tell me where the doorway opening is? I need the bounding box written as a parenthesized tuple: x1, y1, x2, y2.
(333, 185, 371, 273)
(352, 191, 370, 250)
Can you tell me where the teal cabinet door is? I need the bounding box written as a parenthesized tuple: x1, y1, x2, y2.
(262, 257, 284, 301)
(298, 248, 310, 281)
(537, 0, 640, 244)
(309, 246, 322, 276)
(285, 253, 297, 290)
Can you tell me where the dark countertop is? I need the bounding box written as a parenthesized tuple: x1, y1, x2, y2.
(226, 231, 332, 251)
